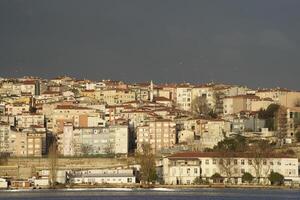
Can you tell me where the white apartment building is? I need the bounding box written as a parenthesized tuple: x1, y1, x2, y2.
(163, 152, 299, 185)
(60, 123, 128, 156)
(20, 80, 37, 95)
(176, 86, 192, 111)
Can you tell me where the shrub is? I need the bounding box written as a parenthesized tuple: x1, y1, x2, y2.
(193, 177, 209, 185)
(242, 172, 254, 183)
(268, 172, 284, 185)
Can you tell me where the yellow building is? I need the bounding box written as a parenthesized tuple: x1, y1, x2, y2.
(95, 89, 136, 105)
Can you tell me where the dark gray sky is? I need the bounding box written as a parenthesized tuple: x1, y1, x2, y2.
(1, 0, 300, 89)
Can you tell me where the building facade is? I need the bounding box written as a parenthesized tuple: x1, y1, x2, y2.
(136, 120, 176, 153)
(163, 152, 299, 185)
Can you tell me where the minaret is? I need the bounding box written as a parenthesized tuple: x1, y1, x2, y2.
(150, 80, 154, 102)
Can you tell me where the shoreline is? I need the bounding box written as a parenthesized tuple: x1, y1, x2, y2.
(1, 184, 299, 191)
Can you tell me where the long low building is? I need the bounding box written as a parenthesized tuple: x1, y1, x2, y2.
(162, 152, 299, 185)
(69, 169, 136, 185)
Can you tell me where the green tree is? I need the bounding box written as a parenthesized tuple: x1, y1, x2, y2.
(268, 172, 284, 185)
(242, 172, 254, 183)
(258, 104, 280, 131)
(213, 135, 247, 152)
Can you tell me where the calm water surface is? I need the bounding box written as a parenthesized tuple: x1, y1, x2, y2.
(0, 188, 299, 200)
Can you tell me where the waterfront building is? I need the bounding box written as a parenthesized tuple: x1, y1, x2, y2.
(163, 152, 299, 185)
(68, 169, 136, 185)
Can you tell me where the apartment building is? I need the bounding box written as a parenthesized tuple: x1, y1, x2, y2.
(95, 89, 136, 105)
(81, 89, 96, 99)
(60, 123, 128, 156)
(52, 104, 99, 133)
(20, 80, 39, 95)
(231, 116, 266, 133)
(15, 113, 45, 128)
(163, 152, 299, 185)
(0, 122, 10, 153)
(156, 84, 177, 101)
(223, 95, 260, 115)
(191, 85, 215, 109)
(5, 103, 30, 115)
(136, 120, 176, 153)
(176, 85, 192, 111)
(128, 82, 153, 101)
(276, 107, 300, 143)
(198, 119, 231, 149)
(9, 127, 45, 157)
(249, 98, 274, 112)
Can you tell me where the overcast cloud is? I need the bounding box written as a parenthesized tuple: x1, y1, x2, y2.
(0, 0, 300, 89)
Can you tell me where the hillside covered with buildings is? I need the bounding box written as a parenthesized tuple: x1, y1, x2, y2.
(0, 76, 299, 189)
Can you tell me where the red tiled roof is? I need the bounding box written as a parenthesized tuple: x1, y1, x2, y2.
(223, 95, 260, 100)
(56, 105, 91, 110)
(42, 91, 61, 95)
(168, 151, 297, 159)
(257, 88, 291, 92)
(22, 80, 36, 85)
(153, 96, 171, 102)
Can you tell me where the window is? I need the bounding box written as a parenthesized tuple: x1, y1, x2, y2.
(277, 161, 281, 166)
(213, 159, 217, 165)
(234, 159, 238, 165)
(263, 160, 267, 165)
(219, 159, 223, 165)
(205, 159, 209, 165)
(226, 159, 231, 165)
(241, 160, 245, 165)
(194, 168, 198, 174)
(248, 160, 252, 165)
